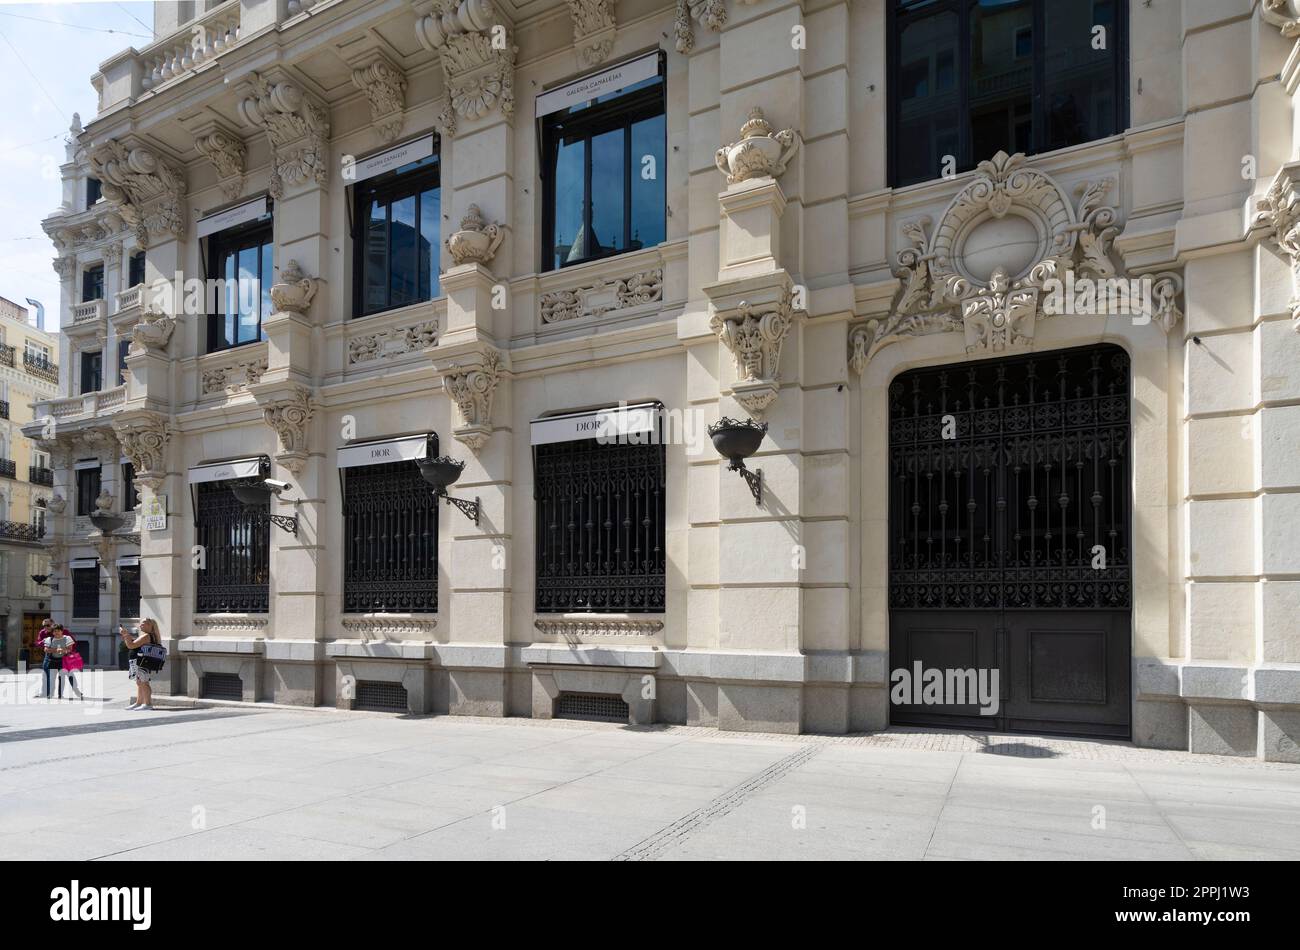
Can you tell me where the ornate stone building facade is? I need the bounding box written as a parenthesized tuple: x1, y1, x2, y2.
(26, 0, 1300, 760)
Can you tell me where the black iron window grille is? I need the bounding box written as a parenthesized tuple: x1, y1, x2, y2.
(354, 680, 409, 712)
(72, 566, 99, 619)
(343, 459, 439, 613)
(195, 481, 270, 613)
(889, 345, 1131, 611)
(534, 435, 666, 613)
(119, 564, 141, 619)
(201, 672, 243, 700)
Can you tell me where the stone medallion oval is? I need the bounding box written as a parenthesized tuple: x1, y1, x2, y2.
(958, 210, 1044, 283)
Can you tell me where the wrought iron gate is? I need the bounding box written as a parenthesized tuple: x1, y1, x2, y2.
(888, 344, 1132, 738)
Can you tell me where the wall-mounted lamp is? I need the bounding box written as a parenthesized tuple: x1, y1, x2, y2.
(416, 455, 481, 525)
(31, 573, 58, 592)
(229, 478, 299, 535)
(708, 417, 767, 506)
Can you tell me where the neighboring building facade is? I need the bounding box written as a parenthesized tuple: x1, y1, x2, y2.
(0, 297, 60, 668)
(25, 0, 1300, 759)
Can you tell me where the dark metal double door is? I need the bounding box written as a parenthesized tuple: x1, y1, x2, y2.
(887, 345, 1132, 739)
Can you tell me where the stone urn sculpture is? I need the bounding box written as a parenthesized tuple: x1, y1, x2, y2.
(269, 260, 319, 315)
(446, 204, 504, 266)
(715, 108, 800, 185)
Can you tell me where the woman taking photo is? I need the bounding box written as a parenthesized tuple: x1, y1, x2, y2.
(121, 618, 162, 711)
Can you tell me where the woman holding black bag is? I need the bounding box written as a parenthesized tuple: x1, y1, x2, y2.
(121, 618, 164, 711)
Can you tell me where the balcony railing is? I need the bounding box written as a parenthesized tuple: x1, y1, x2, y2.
(0, 520, 44, 542)
(29, 465, 54, 486)
(117, 284, 144, 312)
(32, 384, 127, 423)
(0, 459, 16, 479)
(0, 401, 8, 420)
(23, 352, 58, 383)
(0, 344, 14, 368)
(73, 299, 106, 323)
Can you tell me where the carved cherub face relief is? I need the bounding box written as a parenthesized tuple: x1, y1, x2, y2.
(988, 266, 1011, 295)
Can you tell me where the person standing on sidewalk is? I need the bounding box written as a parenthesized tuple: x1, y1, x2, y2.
(42, 625, 74, 700)
(36, 618, 58, 699)
(58, 626, 85, 701)
(122, 619, 162, 711)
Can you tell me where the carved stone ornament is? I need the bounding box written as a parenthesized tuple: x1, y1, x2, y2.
(414, 0, 516, 135)
(674, 0, 756, 54)
(351, 55, 407, 143)
(47, 495, 68, 516)
(1262, 0, 1300, 37)
(446, 204, 504, 267)
(202, 356, 267, 395)
(261, 386, 315, 476)
(112, 412, 172, 490)
(567, 0, 617, 67)
(89, 139, 186, 248)
(440, 348, 503, 450)
(237, 73, 330, 198)
(348, 319, 439, 365)
(715, 108, 800, 185)
(540, 267, 663, 323)
(710, 287, 795, 416)
(534, 617, 664, 639)
(53, 256, 77, 281)
(194, 124, 246, 201)
(130, 310, 176, 355)
(48, 208, 128, 253)
(269, 259, 319, 315)
(849, 150, 1186, 372)
(1255, 163, 1300, 334)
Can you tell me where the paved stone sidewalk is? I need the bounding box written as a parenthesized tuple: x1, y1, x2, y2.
(1, 672, 1297, 860)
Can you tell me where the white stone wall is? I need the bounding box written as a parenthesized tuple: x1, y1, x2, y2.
(28, 0, 1300, 758)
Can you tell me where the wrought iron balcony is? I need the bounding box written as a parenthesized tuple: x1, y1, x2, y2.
(29, 465, 53, 486)
(0, 401, 8, 420)
(23, 352, 58, 383)
(0, 344, 14, 368)
(0, 459, 15, 479)
(0, 520, 44, 542)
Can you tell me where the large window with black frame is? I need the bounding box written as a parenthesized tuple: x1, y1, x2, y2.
(119, 562, 141, 621)
(342, 457, 440, 613)
(533, 418, 666, 613)
(889, 0, 1125, 187)
(352, 148, 441, 318)
(206, 211, 274, 352)
(541, 58, 666, 271)
(194, 481, 270, 613)
(76, 463, 101, 517)
(72, 564, 99, 619)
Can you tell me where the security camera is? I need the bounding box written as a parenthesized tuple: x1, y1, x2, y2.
(264, 479, 291, 492)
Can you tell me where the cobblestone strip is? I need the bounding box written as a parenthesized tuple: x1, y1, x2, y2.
(614, 744, 822, 861)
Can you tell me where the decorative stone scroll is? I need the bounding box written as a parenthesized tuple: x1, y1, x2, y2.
(348, 319, 439, 365)
(112, 411, 173, 490)
(193, 123, 247, 201)
(340, 616, 438, 638)
(1255, 163, 1300, 333)
(89, 140, 186, 248)
(414, 0, 516, 135)
(261, 386, 316, 476)
(849, 150, 1186, 372)
(711, 287, 794, 416)
(439, 347, 503, 450)
(351, 54, 407, 143)
(567, 0, 617, 67)
(540, 267, 663, 323)
(202, 356, 267, 395)
(237, 73, 330, 198)
(1262, 0, 1300, 37)
(534, 617, 664, 638)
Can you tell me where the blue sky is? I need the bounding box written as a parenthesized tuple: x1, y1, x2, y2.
(0, 1, 157, 329)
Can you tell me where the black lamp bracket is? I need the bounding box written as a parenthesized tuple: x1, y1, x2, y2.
(439, 491, 481, 526)
(729, 459, 763, 506)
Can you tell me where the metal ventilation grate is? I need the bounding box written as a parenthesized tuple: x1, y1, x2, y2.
(201, 672, 243, 700)
(355, 680, 409, 713)
(555, 692, 629, 724)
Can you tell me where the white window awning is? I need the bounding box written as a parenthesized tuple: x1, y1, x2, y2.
(197, 196, 269, 238)
(338, 434, 433, 469)
(535, 51, 661, 118)
(73, 459, 101, 471)
(116, 555, 140, 568)
(187, 457, 267, 484)
(530, 403, 660, 446)
(352, 135, 435, 184)
(69, 558, 98, 569)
